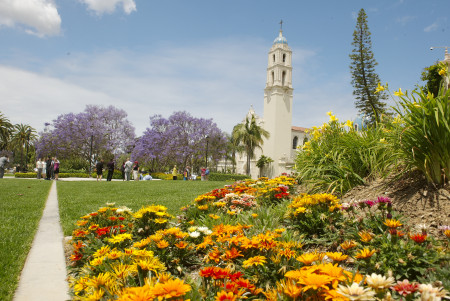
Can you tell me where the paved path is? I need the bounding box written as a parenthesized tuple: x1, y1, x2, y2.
(14, 181, 70, 301)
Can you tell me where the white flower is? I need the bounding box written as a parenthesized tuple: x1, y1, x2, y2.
(189, 231, 200, 238)
(116, 206, 132, 214)
(106, 202, 116, 207)
(197, 226, 211, 234)
(336, 282, 376, 300)
(416, 223, 428, 231)
(365, 273, 395, 289)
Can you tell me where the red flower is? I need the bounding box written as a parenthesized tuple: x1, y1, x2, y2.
(109, 216, 117, 221)
(391, 279, 419, 296)
(118, 216, 125, 221)
(409, 233, 427, 244)
(70, 251, 82, 261)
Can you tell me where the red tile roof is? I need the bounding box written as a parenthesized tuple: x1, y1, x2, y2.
(292, 126, 308, 132)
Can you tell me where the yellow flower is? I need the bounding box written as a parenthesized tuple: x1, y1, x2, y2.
(298, 272, 333, 293)
(118, 285, 154, 301)
(379, 138, 387, 144)
(296, 252, 319, 265)
(345, 120, 353, 128)
(242, 255, 267, 268)
(393, 88, 404, 96)
(154, 218, 168, 224)
(209, 214, 220, 220)
(198, 205, 208, 210)
(93, 245, 111, 258)
(107, 249, 123, 260)
(375, 82, 385, 93)
(384, 219, 402, 228)
(355, 248, 376, 259)
(136, 258, 166, 272)
(329, 114, 338, 122)
(438, 66, 448, 76)
(326, 252, 348, 262)
(251, 213, 258, 218)
(327, 111, 333, 116)
(85, 272, 114, 290)
(107, 233, 133, 244)
(277, 279, 302, 299)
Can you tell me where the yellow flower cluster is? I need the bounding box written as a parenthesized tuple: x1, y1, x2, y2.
(289, 193, 341, 216)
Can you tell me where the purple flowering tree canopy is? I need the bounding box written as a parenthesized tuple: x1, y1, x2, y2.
(35, 105, 135, 165)
(132, 111, 227, 172)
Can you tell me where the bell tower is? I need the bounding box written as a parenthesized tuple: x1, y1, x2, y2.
(263, 23, 293, 176)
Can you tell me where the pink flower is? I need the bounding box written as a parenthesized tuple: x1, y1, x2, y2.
(391, 279, 419, 296)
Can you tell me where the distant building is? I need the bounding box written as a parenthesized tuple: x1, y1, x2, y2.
(231, 28, 309, 178)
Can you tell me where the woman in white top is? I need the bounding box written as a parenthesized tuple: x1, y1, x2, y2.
(36, 158, 44, 179)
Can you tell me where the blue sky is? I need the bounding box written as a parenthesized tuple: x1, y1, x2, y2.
(0, 0, 448, 136)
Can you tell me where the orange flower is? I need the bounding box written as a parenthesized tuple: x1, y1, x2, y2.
(149, 278, 191, 299)
(174, 241, 188, 249)
(358, 230, 374, 243)
(156, 240, 169, 249)
(445, 230, 450, 238)
(340, 240, 357, 251)
(224, 247, 244, 260)
(355, 248, 376, 259)
(298, 272, 333, 292)
(277, 279, 302, 299)
(118, 285, 154, 301)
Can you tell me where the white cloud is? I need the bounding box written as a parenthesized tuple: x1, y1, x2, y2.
(424, 21, 439, 32)
(0, 0, 61, 36)
(396, 16, 415, 26)
(0, 38, 353, 136)
(78, 0, 136, 15)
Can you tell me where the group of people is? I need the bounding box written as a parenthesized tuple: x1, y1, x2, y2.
(95, 158, 115, 182)
(35, 157, 60, 180)
(172, 165, 209, 181)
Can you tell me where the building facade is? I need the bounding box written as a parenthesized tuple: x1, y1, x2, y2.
(233, 29, 308, 179)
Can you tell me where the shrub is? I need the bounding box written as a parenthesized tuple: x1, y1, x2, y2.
(208, 172, 249, 181)
(392, 84, 450, 185)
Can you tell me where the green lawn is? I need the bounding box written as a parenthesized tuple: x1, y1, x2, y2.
(57, 180, 230, 236)
(0, 179, 52, 301)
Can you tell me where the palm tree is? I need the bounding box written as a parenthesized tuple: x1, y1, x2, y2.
(10, 124, 37, 171)
(232, 114, 269, 176)
(0, 112, 13, 150)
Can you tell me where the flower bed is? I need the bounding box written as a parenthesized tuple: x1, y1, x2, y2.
(67, 176, 449, 300)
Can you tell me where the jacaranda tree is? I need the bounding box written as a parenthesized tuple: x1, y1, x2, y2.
(35, 105, 135, 169)
(132, 111, 227, 172)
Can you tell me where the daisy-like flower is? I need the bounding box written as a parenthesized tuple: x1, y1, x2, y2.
(384, 219, 402, 228)
(277, 279, 302, 299)
(296, 252, 319, 265)
(107, 233, 133, 244)
(336, 282, 376, 300)
(209, 214, 220, 220)
(326, 252, 348, 262)
(298, 272, 333, 293)
(358, 230, 374, 243)
(189, 231, 201, 238)
(251, 213, 258, 218)
(340, 240, 357, 251)
(156, 240, 169, 249)
(409, 233, 427, 244)
(444, 230, 450, 239)
(390, 279, 419, 296)
(354, 248, 376, 259)
(118, 285, 153, 301)
(174, 241, 188, 249)
(242, 255, 267, 268)
(365, 273, 395, 289)
(93, 245, 111, 258)
(215, 290, 238, 301)
(149, 278, 191, 299)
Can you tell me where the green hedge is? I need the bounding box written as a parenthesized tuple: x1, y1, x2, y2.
(208, 173, 249, 181)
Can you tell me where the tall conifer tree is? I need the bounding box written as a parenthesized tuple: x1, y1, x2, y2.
(350, 8, 387, 124)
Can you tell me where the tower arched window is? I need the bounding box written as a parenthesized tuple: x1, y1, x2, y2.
(283, 53, 286, 62)
(273, 54, 275, 62)
(293, 136, 298, 149)
(271, 71, 274, 85)
(282, 71, 286, 86)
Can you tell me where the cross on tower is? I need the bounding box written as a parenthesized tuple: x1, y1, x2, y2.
(279, 20, 283, 31)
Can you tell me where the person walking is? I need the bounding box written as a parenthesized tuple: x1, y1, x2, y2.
(124, 158, 133, 181)
(120, 162, 125, 181)
(201, 167, 206, 181)
(106, 159, 115, 181)
(53, 157, 60, 181)
(172, 165, 177, 180)
(36, 158, 44, 179)
(45, 157, 52, 180)
(50, 157, 55, 180)
(0, 155, 9, 178)
(96, 159, 104, 181)
(133, 161, 140, 181)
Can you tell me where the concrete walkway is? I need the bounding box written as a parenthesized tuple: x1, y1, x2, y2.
(14, 181, 70, 301)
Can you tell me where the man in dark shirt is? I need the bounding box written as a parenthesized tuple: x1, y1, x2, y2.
(106, 159, 115, 182)
(96, 159, 104, 181)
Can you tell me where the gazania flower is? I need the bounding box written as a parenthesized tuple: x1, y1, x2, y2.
(277, 279, 302, 299)
(156, 240, 169, 249)
(390, 279, 419, 296)
(149, 278, 191, 299)
(326, 252, 348, 262)
(209, 214, 220, 219)
(340, 240, 357, 251)
(118, 285, 154, 301)
(251, 213, 258, 218)
(298, 272, 333, 292)
(296, 252, 319, 265)
(445, 230, 450, 238)
(242, 255, 267, 268)
(174, 241, 188, 249)
(354, 248, 376, 259)
(225, 247, 243, 260)
(93, 245, 111, 257)
(365, 273, 395, 289)
(215, 290, 238, 301)
(136, 258, 166, 272)
(384, 219, 402, 228)
(336, 282, 375, 300)
(409, 233, 427, 244)
(358, 230, 374, 243)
